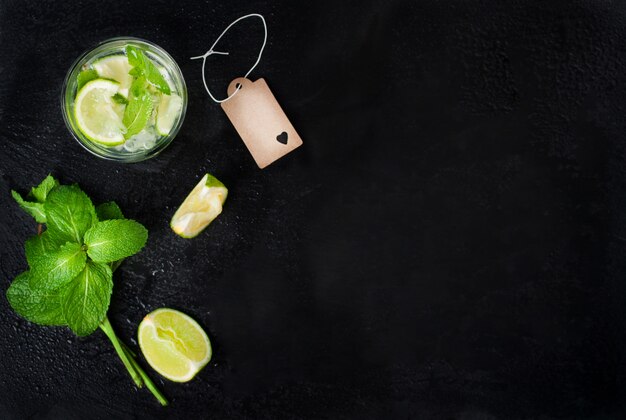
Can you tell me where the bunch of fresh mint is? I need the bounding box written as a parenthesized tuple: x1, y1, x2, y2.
(7, 175, 167, 405)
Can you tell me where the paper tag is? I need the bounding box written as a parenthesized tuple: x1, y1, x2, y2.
(221, 77, 303, 169)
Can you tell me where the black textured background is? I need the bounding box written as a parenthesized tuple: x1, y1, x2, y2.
(1, 0, 626, 418)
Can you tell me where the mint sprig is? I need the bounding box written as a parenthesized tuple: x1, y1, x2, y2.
(122, 76, 153, 139)
(126, 45, 171, 95)
(7, 175, 167, 406)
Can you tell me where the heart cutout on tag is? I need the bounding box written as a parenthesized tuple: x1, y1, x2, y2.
(276, 131, 288, 145)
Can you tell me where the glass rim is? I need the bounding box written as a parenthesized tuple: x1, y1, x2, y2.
(61, 37, 187, 163)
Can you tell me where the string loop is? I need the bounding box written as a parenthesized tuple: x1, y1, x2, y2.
(191, 13, 267, 103)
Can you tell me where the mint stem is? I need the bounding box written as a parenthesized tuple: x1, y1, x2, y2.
(100, 317, 168, 406)
(121, 343, 169, 406)
(120, 340, 137, 358)
(99, 317, 143, 388)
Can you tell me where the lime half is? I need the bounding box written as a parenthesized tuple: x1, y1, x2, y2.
(156, 93, 183, 136)
(138, 308, 212, 382)
(74, 79, 126, 146)
(171, 173, 228, 238)
(92, 55, 133, 97)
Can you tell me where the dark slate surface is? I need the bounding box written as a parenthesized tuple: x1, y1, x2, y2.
(2, 0, 626, 418)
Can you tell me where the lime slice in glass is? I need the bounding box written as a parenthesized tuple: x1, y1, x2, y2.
(156, 93, 182, 136)
(92, 55, 133, 97)
(171, 174, 228, 238)
(138, 308, 212, 382)
(74, 79, 126, 146)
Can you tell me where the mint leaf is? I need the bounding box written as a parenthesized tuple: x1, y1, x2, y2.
(84, 219, 147, 263)
(6, 271, 66, 326)
(96, 202, 125, 221)
(126, 45, 143, 68)
(25, 235, 48, 267)
(125, 45, 171, 95)
(77, 69, 98, 91)
(12, 190, 46, 223)
(144, 65, 171, 95)
(128, 75, 147, 97)
(112, 93, 129, 105)
(12, 175, 61, 223)
(24, 232, 64, 267)
(45, 185, 97, 244)
(61, 261, 112, 336)
(30, 242, 86, 291)
(30, 175, 59, 203)
(122, 77, 153, 139)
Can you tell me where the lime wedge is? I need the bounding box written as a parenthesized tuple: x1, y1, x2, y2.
(171, 174, 228, 238)
(74, 79, 125, 146)
(155, 93, 182, 136)
(138, 308, 212, 382)
(92, 55, 133, 97)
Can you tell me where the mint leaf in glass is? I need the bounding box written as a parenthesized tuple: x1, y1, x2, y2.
(84, 219, 148, 263)
(6, 271, 66, 326)
(61, 261, 113, 336)
(128, 74, 147, 97)
(45, 185, 97, 244)
(128, 67, 142, 77)
(125, 45, 171, 95)
(112, 93, 129, 105)
(122, 76, 153, 139)
(144, 63, 171, 95)
(77, 69, 99, 91)
(29, 242, 86, 290)
(126, 45, 143, 67)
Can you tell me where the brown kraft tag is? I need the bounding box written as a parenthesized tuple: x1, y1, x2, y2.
(221, 77, 303, 168)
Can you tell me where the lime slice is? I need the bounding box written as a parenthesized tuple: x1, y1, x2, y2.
(171, 174, 228, 238)
(74, 79, 125, 146)
(138, 308, 212, 382)
(92, 55, 133, 97)
(155, 93, 183, 136)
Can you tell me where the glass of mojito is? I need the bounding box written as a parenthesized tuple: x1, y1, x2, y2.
(62, 37, 187, 162)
